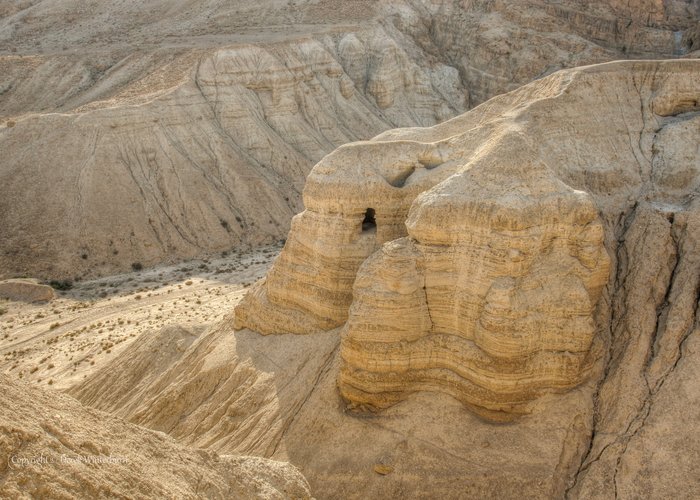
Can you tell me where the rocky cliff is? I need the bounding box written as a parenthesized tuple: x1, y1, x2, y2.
(68, 59, 700, 498)
(237, 59, 700, 424)
(1, 0, 697, 279)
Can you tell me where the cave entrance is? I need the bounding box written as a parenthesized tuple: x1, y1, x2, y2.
(362, 208, 376, 232)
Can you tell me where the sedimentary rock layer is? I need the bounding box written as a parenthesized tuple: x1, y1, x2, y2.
(236, 59, 700, 420)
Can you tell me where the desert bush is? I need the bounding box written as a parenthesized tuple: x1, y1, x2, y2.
(49, 280, 73, 291)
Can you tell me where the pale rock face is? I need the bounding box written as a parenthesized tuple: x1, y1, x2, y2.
(0, 279, 55, 302)
(236, 59, 700, 420)
(233, 140, 463, 334)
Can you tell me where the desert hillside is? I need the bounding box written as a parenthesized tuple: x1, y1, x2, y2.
(1, 0, 698, 279)
(2, 58, 698, 499)
(0, 373, 311, 499)
(1, 2, 700, 499)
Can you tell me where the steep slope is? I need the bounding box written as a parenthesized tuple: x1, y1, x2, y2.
(72, 60, 700, 498)
(0, 374, 311, 499)
(1, 0, 697, 279)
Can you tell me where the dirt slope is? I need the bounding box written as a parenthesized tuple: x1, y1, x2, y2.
(0, 373, 311, 499)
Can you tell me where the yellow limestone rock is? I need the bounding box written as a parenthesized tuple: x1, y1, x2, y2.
(236, 59, 700, 420)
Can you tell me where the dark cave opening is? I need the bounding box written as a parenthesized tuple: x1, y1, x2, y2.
(362, 208, 376, 232)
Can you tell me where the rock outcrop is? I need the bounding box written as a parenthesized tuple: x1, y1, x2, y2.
(63, 59, 700, 498)
(1, 0, 697, 280)
(0, 279, 55, 302)
(236, 59, 700, 421)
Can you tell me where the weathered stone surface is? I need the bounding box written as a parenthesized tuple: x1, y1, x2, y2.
(0, 279, 55, 302)
(236, 60, 700, 422)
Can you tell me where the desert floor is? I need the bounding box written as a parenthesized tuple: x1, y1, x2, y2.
(0, 244, 281, 391)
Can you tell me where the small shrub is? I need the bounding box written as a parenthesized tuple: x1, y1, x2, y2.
(0, 308, 6, 316)
(49, 280, 73, 291)
(131, 262, 143, 271)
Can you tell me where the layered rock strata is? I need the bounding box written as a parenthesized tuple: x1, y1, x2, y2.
(236, 59, 700, 419)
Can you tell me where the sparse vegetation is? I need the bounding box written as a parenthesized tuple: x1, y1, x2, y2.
(49, 280, 73, 291)
(131, 262, 143, 271)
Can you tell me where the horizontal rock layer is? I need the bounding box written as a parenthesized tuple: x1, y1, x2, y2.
(236, 59, 700, 420)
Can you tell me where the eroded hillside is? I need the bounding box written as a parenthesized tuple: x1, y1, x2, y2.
(3, 60, 690, 499)
(1, 0, 697, 279)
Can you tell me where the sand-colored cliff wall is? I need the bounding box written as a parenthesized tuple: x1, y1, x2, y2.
(236, 60, 700, 420)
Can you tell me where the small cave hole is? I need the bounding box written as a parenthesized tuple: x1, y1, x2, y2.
(362, 208, 376, 232)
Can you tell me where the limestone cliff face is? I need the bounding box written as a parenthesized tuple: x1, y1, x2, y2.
(236, 60, 700, 421)
(1, 0, 696, 279)
(60, 59, 700, 498)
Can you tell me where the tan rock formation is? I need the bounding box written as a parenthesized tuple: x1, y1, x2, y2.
(0, 279, 55, 302)
(1, 0, 696, 280)
(51, 59, 700, 498)
(0, 374, 311, 499)
(236, 59, 700, 420)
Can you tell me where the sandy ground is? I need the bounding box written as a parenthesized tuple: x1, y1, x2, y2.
(0, 243, 281, 392)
